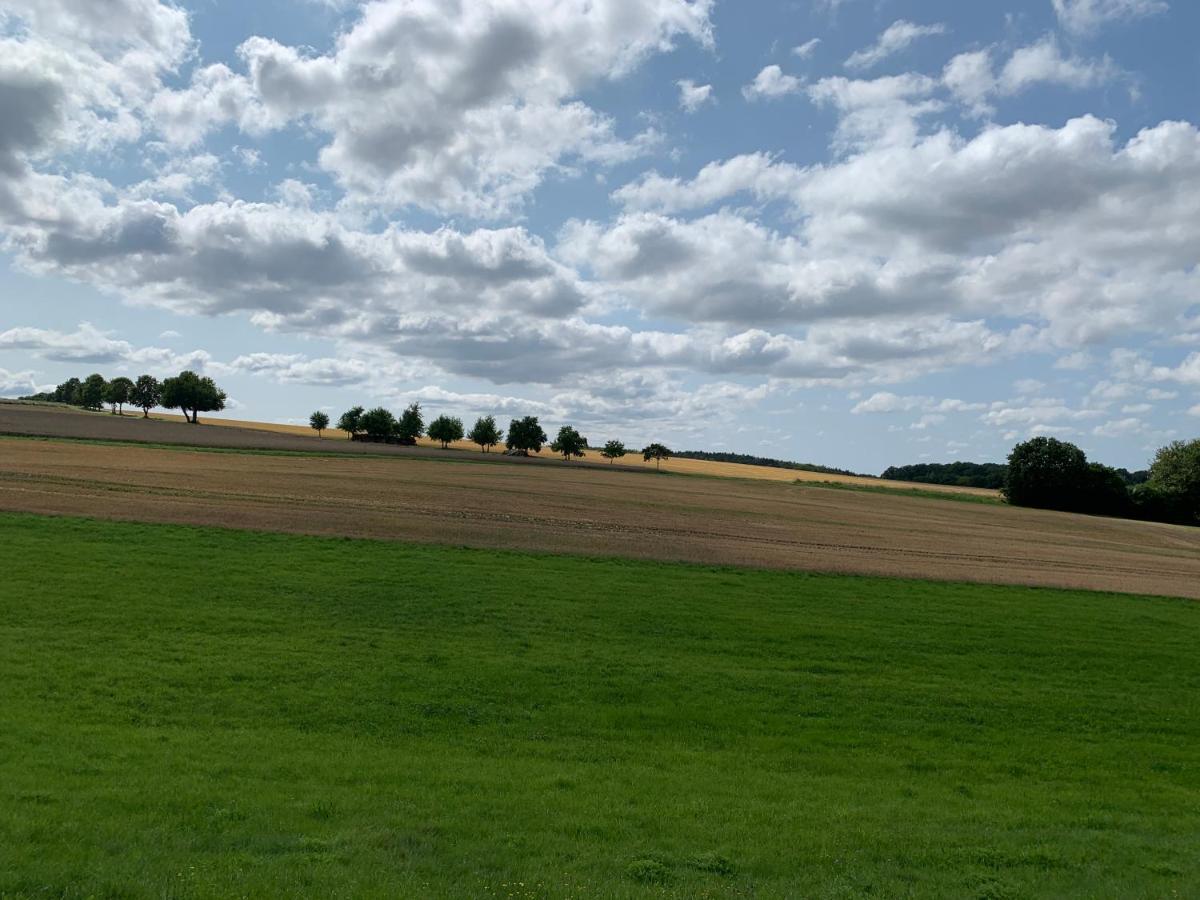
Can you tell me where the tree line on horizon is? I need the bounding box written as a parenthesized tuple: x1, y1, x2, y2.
(322, 404, 673, 468)
(23, 371, 226, 423)
(20, 373, 1197, 522)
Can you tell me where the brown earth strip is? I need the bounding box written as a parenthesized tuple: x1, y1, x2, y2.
(2, 433, 1197, 598)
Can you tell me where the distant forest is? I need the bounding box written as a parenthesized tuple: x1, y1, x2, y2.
(882, 462, 1149, 490)
(674, 450, 871, 479)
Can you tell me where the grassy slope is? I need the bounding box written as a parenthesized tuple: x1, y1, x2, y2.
(1, 514, 1197, 899)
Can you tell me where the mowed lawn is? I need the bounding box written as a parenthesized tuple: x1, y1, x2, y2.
(1, 514, 1198, 898)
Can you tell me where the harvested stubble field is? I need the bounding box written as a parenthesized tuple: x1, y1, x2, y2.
(1, 427, 1198, 598)
(1, 402, 995, 494)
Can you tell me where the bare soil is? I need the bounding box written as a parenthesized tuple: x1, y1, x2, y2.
(2, 417, 1197, 597)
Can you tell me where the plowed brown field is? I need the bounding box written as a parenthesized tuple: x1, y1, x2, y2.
(2, 428, 1197, 597)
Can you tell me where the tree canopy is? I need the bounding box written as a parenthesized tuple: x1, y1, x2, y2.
(550, 425, 587, 460)
(506, 416, 548, 455)
(1002, 437, 1090, 510)
(601, 440, 627, 463)
(160, 371, 226, 424)
(359, 407, 396, 441)
(337, 406, 364, 439)
(1148, 439, 1200, 524)
(80, 373, 107, 411)
(129, 375, 162, 418)
(104, 377, 134, 414)
(396, 403, 424, 445)
(428, 415, 465, 449)
(468, 415, 501, 452)
(310, 411, 330, 436)
(642, 442, 671, 470)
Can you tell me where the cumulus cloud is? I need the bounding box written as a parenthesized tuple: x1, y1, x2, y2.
(845, 20, 947, 72)
(0, 367, 44, 396)
(148, 0, 713, 218)
(943, 37, 1119, 116)
(742, 65, 803, 101)
(0, 322, 214, 373)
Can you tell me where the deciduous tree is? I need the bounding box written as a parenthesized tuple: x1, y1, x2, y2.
(160, 370, 226, 424)
(551, 425, 587, 461)
(1148, 439, 1200, 523)
(396, 403, 424, 445)
(310, 410, 330, 437)
(428, 415, 465, 449)
(642, 442, 671, 471)
(337, 405, 364, 439)
(79, 373, 107, 411)
(467, 415, 501, 452)
(505, 416, 548, 455)
(359, 406, 396, 441)
(130, 375, 162, 418)
(104, 376, 134, 414)
(601, 440, 626, 464)
(1003, 437, 1089, 510)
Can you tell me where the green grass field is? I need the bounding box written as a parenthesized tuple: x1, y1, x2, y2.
(1, 513, 1197, 898)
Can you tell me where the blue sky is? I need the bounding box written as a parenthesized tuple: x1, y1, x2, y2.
(1, 0, 1198, 473)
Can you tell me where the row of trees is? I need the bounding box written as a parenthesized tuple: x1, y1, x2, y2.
(24, 371, 226, 423)
(1004, 436, 1200, 525)
(318, 404, 673, 468)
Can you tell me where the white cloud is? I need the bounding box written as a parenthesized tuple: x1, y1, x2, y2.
(1051, 0, 1168, 36)
(676, 78, 714, 113)
(1092, 417, 1146, 437)
(742, 65, 803, 101)
(793, 38, 821, 59)
(0, 367, 44, 396)
(1054, 350, 1092, 370)
(611, 152, 804, 213)
(147, 0, 714, 218)
(845, 20, 947, 72)
(943, 37, 1118, 116)
(851, 392, 986, 414)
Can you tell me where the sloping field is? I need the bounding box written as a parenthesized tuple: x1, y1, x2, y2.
(2, 514, 1199, 897)
(2, 434, 1197, 597)
(1, 403, 994, 495)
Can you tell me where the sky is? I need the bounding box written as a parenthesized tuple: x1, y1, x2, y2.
(1, 0, 1198, 474)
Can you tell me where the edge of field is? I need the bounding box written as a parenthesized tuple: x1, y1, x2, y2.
(3, 402, 995, 498)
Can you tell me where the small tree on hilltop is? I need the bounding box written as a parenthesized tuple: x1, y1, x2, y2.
(337, 405, 364, 439)
(396, 403, 424, 445)
(79, 373, 107, 411)
(642, 442, 672, 471)
(428, 414, 465, 449)
(160, 370, 226, 424)
(310, 410, 330, 437)
(359, 406, 396, 441)
(468, 415, 501, 452)
(601, 440, 627, 464)
(105, 376, 134, 415)
(130, 374, 162, 418)
(505, 416, 548, 456)
(551, 425, 587, 461)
